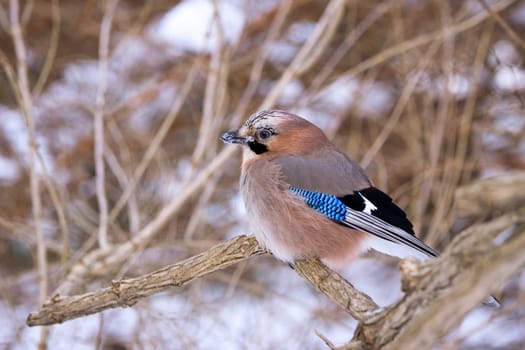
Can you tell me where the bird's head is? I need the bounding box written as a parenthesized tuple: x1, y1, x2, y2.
(220, 110, 329, 159)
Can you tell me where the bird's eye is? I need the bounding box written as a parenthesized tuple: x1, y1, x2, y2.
(258, 129, 272, 140)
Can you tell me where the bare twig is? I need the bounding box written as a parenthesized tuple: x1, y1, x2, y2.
(0, 4, 9, 32)
(262, 0, 347, 110)
(107, 63, 199, 224)
(230, 0, 292, 127)
(0, 217, 62, 254)
(183, 173, 222, 239)
(9, 0, 49, 347)
(426, 18, 494, 243)
(315, 329, 336, 349)
(20, 0, 33, 26)
(2, 1, 71, 270)
(0, 50, 23, 104)
(94, 0, 119, 249)
(478, 0, 525, 52)
(360, 39, 441, 168)
(340, 0, 517, 80)
(298, 0, 394, 108)
(32, 0, 60, 98)
(103, 144, 141, 235)
(192, 0, 229, 164)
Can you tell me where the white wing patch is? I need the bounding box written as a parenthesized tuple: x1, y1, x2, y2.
(363, 236, 430, 260)
(359, 192, 378, 214)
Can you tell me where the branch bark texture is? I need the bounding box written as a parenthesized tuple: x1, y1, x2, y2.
(27, 235, 264, 326)
(356, 209, 525, 349)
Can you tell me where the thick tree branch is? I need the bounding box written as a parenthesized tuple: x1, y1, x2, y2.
(347, 207, 525, 349)
(454, 170, 525, 218)
(27, 234, 377, 327)
(27, 235, 265, 326)
(385, 212, 525, 349)
(294, 259, 379, 322)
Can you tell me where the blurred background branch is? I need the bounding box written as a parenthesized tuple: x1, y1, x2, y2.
(1, 0, 524, 348)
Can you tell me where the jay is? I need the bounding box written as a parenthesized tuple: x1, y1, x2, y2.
(221, 110, 499, 306)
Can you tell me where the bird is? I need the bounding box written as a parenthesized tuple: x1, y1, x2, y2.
(220, 109, 499, 307)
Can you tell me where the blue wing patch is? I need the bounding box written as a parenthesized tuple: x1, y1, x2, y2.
(289, 186, 346, 221)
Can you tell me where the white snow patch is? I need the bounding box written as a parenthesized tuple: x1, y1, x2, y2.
(112, 35, 165, 73)
(292, 107, 338, 133)
(493, 113, 525, 134)
(0, 106, 29, 156)
(480, 130, 509, 150)
(0, 155, 20, 181)
(316, 77, 360, 111)
(494, 66, 525, 91)
(447, 74, 471, 98)
(510, 1, 525, 24)
(0, 106, 54, 173)
(493, 226, 515, 246)
(479, 112, 525, 153)
(457, 307, 524, 348)
(341, 258, 405, 307)
(61, 61, 121, 100)
(287, 21, 316, 43)
(224, 193, 249, 238)
(268, 41, 299, 64)
(230, 192, 246, 220)
(127, 83, 178, 132)
(489, 40, 520, 66)
(278, 79, 304, 106)
(479, 168, 508, 179)
(150, 0, 245, 53)
(358, 81, 393, 115)
(314, 76, 393, 116)
(144, 265, 357, 348)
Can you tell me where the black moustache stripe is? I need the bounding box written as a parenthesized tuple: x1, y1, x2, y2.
(248, 141, 268, 154)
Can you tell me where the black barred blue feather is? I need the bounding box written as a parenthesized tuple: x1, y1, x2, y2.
(289, 187, 346, 221)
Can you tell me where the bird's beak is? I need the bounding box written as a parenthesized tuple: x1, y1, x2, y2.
(220, 130, 250, 145)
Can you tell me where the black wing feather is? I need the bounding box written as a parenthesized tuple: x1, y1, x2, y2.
(338, 186, 415, 235)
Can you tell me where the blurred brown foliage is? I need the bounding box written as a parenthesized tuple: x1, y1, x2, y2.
(1, 0, 524, 348)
